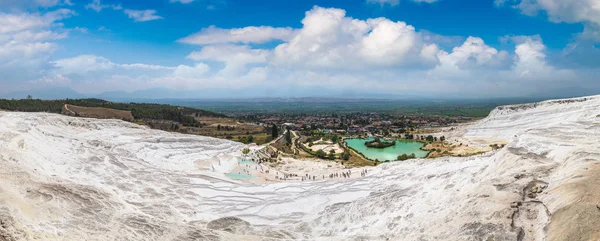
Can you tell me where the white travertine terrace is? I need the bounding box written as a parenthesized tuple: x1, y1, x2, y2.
(1, 95, 600, 241)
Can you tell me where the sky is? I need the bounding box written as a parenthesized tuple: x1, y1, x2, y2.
(1, 0, 599, 99)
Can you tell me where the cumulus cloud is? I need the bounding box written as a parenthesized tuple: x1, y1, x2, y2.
(272, 6, 439, 70)
(0, 8, 75, 92)
(514, 0, 600, 24)
(428, 35, 578, 96)
(3, 4, 598, 98)
(178, 26, 297, 45)
(0, 9, 73, 69)
(510, 0, 600, 43)
(123, 9, 163, 22)
(439, 36, 510, 70)
(188, 45, 269, 76)
(505, 0, 600, 69)
(0, 9, 73, 34)
(512, 36, 547, 72)
(55, 5, 586, 97)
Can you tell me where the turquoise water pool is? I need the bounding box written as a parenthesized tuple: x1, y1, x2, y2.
(239, 159, 255, 165)
(344, 138, 429, 162)
(225, 173, 254, 179)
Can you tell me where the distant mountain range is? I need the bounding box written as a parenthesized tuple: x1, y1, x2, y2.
(1, 87, 443, 102)
(2, 87, 599, 103)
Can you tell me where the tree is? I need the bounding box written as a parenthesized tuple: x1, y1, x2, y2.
(331, 135, 339, 143)
(315, 149, 327, 158)
(327, 153, 335, 160)
(247, 135, 254, 143)
(440, 136, 446, 142)
(26, 95, 32, 100)
(342, 151, 351, 160)
(271, 124, 279, 139)
(397, 153, 416, 161)
(285, 130, 292, 143)
(242, 148, 250, 155)
(426, 135, 434, 142)
(329, 149, 335, 154)
(397, 154, 409, 161)
(217, 124, 221, 131)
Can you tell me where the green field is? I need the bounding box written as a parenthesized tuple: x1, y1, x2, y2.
(167, 98, 543, 118)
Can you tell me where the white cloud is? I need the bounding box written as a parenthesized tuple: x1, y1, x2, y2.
(2, 5, 597, 98)
(0, 9, 73, 71)
(52, 55, 178, 75)
(512, 36, 549, 76)
(439, 36, 510, 70)
(52, 55, 115, 74)
(85, 0, 122, 12)
(123, 9, 163, 22)
(366, 0, 438, 6)
(173, 63, 210, 77)
(494, 0, 507, 6)
(73, 27, 88, 33)
(50, 55, 220, 91)
(43, 34, 586, 97)
(178, 25, 297, 45)
(272, 6, 439, 69)
(580, 23, 600, 41)
(85, 0, 109, 12)
(31, 73, 71, 85)
(367, 0, 400, 6)
(121, 63, 174, 70)
(0, 9, 73, 34)
(0, 0, 71, 9)
(426, 35, 578, 96)
(187, 45, 269, 64)
(188, 45, 269, 76)
(513, 0, 600, 25)
(500, 0, 600, 69)
(170, 0, 195, 3)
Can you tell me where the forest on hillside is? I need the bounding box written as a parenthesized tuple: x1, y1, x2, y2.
(0, 98, 227, 127)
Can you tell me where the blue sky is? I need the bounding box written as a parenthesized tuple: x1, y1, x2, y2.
(1, 0, 599, 99)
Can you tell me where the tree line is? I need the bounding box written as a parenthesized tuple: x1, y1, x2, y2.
(0, 98, 227, 127)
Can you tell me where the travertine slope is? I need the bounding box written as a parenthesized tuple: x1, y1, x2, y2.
(1, 95, 599, 241)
